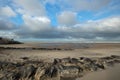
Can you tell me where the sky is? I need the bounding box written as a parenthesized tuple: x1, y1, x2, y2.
(0, 0, 120, 42)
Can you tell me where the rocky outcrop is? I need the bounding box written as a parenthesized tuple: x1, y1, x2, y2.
(0, 55, 120, 80)
(0, 37, 22, 44)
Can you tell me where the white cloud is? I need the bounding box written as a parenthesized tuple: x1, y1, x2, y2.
(22, 15, 51, 32)
(0, 6, 16, 17)
(12, 0, 51, 32)
(0, 19, 16, 30)
(14, 0, 45, 16)
(56, 16, 120, 39)
(44, 0, 56, 4)
(0, 0, 119, 42)
(79, 16, 120, 33)
(57, 11, 78, 26)
(11, 0, 55, 38)
(67, 0, 110, 11)
(44, 0, 110, 11)
(15, 15, 120, 41)
(0, 31, 19, 39)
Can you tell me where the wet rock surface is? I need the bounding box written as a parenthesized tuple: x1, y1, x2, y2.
(0, 55, 120, 80)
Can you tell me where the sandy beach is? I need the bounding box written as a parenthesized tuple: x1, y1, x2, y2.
(0, 43, 120, 80)
(0, 43, 120, 62)
(79, 64, 120, 80)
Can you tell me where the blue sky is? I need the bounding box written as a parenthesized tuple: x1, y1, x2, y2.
(0, 0, 120, 42)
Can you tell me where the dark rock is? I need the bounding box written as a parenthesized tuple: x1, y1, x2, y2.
(45, 66, 58, 77)
(0, 55, 120, 80)
(113, 60, 120, 63)
(61, 57, 71, 63)
(111, 55, 120, 59)
(0, 71, 20, 80)
(34, 67, 45, 80)
(60, 66, 80, 77)
(70, 58, 79, 63)
(96, 63, 105, 69)
(54, 58, 61, 64)
(20, 57, 29, 60)
(20, 65, 36, 79)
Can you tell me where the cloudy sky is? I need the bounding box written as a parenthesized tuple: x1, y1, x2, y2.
(0, 0, 120, 42)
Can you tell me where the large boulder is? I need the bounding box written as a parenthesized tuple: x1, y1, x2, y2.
(16, 65, 36, 80)
(59, 65, 80, 77)
(34, 67, 45, 80)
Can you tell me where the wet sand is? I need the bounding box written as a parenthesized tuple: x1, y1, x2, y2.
(79, 64, 120, 80)
(0, 43, 120, 61)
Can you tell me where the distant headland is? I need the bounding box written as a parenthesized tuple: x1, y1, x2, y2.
(0, 37, 22, 44)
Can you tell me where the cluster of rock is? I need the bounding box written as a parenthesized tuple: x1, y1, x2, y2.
(0, 47, 73, 51)
(0, 37, 22, 44)
(0, 55, 120, 80)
